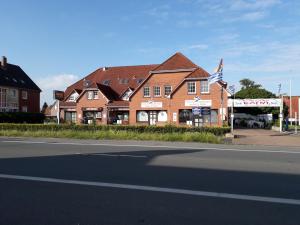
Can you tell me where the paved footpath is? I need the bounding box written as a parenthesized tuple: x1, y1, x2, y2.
(233, 129, 300, 147)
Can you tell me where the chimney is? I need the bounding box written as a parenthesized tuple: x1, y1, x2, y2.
(2, 56, 7, 67)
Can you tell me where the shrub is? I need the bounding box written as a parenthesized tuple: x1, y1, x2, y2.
(0, 112, 45, 124)
(0, 123, 230, 136)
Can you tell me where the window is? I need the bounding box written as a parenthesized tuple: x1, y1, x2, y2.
(95, 112, 102, 118)
(137, 79, 144, 84)
(137, 111, 149, 122)
(164, 85, 172, 96)
(158, 111, 168, 122)
(200, 80, 209, 93)
(119, 78, 129, 84)
(65, 112, 77, 123)
(87, 91, 93, 100)
(22, 91, 28, 100)
(187, 82, 196, 94)
(102, 80, 110, 86)
(179, 109, 193, 123)
(153, 86, 161, 97)
(22, 106, 28, 112)
(11, 89, 17, 98)
(93, 91, 99, 99)
(143, 87, 150, 97)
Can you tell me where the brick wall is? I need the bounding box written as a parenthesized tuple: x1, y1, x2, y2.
(19, 89, 40, 113)
(76, 90, 108, 124)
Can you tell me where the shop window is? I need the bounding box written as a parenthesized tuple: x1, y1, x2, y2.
(179, 109, 192, 123)
(200, 80, 209, 93)
(143, 87, 150, 97)
(158, 111, 168, 122)
(187, 82, 196, 94)
(210, 110, 218, 123)
(164, 85, 172, 96)
(95, 112, 102, 118)
(153, 86, 161, 97)
(137, 111, 149, 122)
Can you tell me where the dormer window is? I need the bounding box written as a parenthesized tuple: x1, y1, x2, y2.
(119, 78, 129, 84)
(103, 80, 110, 86)
(137, 79, 144, 84)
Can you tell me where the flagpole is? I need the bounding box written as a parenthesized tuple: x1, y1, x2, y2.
(289, 78, 292, 126)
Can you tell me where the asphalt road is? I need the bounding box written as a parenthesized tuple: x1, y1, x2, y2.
(0, 137, 300, 225)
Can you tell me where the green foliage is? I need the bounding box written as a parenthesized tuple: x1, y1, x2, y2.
(0, 112, 45, 123)
(239, 79, 262, 89)
(0, 123, 230, 136)
(235, 79, 278, 115)
(0, 124, 228, 144)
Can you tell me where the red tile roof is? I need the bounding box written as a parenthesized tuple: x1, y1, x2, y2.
(186, 67, 210, 78)
(152, 52, 198, 71)
(107, 101, 129, 107)
(64, 65, 158, 101)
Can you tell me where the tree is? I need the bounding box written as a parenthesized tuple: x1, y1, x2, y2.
(41, 102, 48, 114)
(239, 78, 262, 89)
(235, 79, 278, 115)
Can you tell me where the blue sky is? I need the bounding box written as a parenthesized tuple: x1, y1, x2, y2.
(1, 0, 300, 104)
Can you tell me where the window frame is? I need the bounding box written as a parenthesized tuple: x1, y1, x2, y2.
(87, 91, 94, 100)
(164, 85, 172, 97)
(143, 86, 150, 97)
(200, 80, 209, 94)
(22, 91, 28, 100)
(187, 82, 196, 95)
(153, 86, 161, 97)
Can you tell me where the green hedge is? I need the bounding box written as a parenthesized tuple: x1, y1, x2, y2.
(0, 123, 230, 136)
(0, 113, 45, 124)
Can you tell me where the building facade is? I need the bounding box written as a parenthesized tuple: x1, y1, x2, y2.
(0, 56, 41, 113)
(283, 96, 300, 124)
(59, 52, 230, 126)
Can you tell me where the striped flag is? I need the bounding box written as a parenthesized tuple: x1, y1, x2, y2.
(209, 58, 223, 85)
(228, 85, 235, 94)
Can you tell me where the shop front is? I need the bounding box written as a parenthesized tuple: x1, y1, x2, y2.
(81, 107, 103, 124)
(136, 110, 168, 125)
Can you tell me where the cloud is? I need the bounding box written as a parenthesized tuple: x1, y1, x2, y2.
(225, 11, 267, 22)
(184, 44, 209, 50)
(37, 74, 79, 105)
(230, 0, 281, 11)
(144, 5, 171, 20)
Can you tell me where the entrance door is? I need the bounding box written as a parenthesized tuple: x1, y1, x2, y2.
(149, 111, 157, 125)
(194, 116, 203, 127)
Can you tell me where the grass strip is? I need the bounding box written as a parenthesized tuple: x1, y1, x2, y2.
(0, 129, 221, 144)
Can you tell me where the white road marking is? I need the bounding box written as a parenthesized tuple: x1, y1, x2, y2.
(83, 153, 148, 158)
(0, 173, 299, 205)
(2, 140, 300, 155)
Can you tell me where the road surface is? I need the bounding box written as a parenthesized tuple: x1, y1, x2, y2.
(0, 137, 300, 225)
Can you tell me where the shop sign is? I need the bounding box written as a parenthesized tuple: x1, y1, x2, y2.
(141, 101, 163, 108)
(192, 107, 202, 115)
(185, 100, 212, 107)
(228, 99, 281, 107)
(53, 90, 64, 101)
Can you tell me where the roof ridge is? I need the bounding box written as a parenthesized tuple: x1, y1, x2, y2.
(153, 52, 198, 71)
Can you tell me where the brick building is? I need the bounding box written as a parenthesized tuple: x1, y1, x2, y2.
(283, 96, 300, 124)
(0, 56, 41, 113)
(60, 52, 229, 126)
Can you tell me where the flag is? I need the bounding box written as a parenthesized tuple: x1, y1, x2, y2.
(213, 58, 223, 73)
(209, 58, 223, 85)
(228, 85, 235, 94)
(208, 71, 222, 85)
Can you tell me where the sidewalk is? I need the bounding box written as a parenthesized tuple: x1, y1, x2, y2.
(233, 129, 300, 147)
